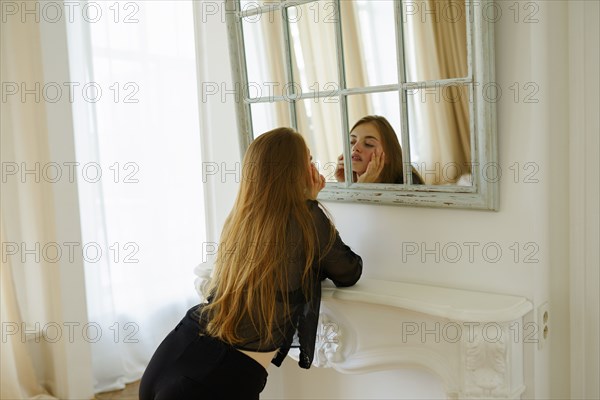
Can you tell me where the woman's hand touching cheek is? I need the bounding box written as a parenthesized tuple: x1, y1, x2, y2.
(308, 163, 326, 200)
(357, 150, 385, 183)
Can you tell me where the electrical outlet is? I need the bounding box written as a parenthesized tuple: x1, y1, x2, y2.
(537, 302, 549, 350)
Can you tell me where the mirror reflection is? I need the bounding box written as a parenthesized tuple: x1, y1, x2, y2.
(335, 115, 424, 184)
(296, 98, 342, 182)
(341, 0, 398, 88)
(242, 10, 287, 98)
(250, 101, 291, 136)
(402, 0, 468, 82)
(288, 2, 338, 93)
(407, 84, 472, 185)
(241, 0, 471, 186)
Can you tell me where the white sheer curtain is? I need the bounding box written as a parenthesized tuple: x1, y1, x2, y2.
(73, 1, 206, 393)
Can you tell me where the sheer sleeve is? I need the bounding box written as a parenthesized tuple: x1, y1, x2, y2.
(307, 200, 362, 287)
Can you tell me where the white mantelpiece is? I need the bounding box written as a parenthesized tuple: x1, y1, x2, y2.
(196, 264, 534, 398)
(290, 279, 534, 400)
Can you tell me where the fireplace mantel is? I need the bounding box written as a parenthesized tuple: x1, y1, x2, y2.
(290, 279, 534, 400)
(321, 279, 532, 322)
(195, 264, 534, 399)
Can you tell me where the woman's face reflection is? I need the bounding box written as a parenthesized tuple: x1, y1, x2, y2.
(350, 123, 384, 175)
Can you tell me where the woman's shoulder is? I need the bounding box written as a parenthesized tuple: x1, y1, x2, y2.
(305, 199, 323, 214)
(305, 199, 333, 230)
(306, 199, 327, 217)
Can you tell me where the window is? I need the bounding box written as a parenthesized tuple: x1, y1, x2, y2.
(72, 1, 206, 391)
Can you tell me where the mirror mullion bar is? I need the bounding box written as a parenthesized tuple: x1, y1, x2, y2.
(402, 77, 472, 89)
(342, 84, 400, 96)
(226, 0, 252, 152)
(281, 4, 297, 130)
(466, 0, 477, 192)
(244, 83, 410, 103)
(396, 0, 412, 185)
(466, 0, 473, 80)
(332, 0, 352, 187)
(468, 81, 477, 191)
(238, 3, 281, 18)
(245, 96, 289, 104)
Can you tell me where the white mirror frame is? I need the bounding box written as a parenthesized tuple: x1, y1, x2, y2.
(225, 0, 498, 210)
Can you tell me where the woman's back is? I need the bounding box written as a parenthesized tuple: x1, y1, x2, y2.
(140, 128, 362, 399)
(194, 199, 362, 359)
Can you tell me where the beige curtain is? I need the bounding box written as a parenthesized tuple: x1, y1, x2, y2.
(0, 10, 58, 400)
(407, 0, 470, 184)
(1, 219, 56, 400)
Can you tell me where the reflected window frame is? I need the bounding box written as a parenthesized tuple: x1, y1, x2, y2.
(225, 0, 498, 210)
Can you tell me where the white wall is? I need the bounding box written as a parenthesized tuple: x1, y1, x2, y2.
(568, 1, 600, 399)
(193, 1, 597, 399)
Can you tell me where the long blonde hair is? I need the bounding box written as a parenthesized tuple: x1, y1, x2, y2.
(202, 127, 330, 346)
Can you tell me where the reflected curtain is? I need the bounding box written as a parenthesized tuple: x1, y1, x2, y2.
(406, 0, 470, 184)
(256, 14, 290, 128)
(340, 1, 372, 132)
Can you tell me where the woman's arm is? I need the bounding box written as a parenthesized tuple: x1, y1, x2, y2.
(308, 200, 363, 287)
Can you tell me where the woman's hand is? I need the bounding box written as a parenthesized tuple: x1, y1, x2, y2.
(334, 154, 345, 182)
(308, 162, 326, 200)
(357, 150, 385, 183)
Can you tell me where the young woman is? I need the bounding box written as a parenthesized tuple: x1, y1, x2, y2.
(139, 128, 362, 399)
(335, 115, 424, 184)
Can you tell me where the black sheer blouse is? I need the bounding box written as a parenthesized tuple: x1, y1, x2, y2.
(191, 200, 362, 369)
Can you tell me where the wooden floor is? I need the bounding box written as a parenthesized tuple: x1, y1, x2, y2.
(94, 380, 140, 400)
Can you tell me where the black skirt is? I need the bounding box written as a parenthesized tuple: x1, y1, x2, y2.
(139, 306, 268, 400)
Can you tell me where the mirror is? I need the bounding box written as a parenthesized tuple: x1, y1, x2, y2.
(227, 0, 497, 209)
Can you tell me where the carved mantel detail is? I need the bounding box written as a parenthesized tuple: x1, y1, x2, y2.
(304, 279, 533, 400)
(194, 264, 534, 399)
(462, 323, 510, 398)
(313, 314, 344, 368)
